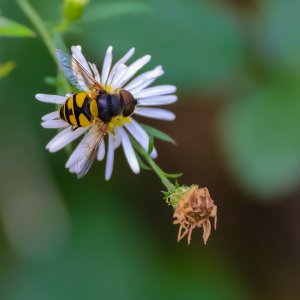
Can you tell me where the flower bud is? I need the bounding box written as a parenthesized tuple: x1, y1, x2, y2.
(63, 0, 89, 21)
(167, 185, 217, 245)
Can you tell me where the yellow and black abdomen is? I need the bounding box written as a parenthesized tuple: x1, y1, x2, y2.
(60, 92, 92, 127)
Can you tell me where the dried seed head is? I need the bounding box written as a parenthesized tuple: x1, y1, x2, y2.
(171, 185, 217, 245)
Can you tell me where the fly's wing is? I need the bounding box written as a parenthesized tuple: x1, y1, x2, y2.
(56, 49, 104, 91)
(75, 123, 108, 179)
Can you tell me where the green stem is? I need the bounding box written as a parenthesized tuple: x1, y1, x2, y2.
(17, 0, 56, 62)
(17, 0, 71, 95)
(131, 138, 174, 191)
(55, 18, 71, 33)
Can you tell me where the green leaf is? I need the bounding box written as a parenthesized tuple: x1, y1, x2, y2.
(163, 172, 183, 179)
(141, 124, 176, 145)
(135, 152, 151, 171)
(221, 75, 300, 198)
(0, 61, 15, 78)
(161, 190, 169, 197)
(80, 2, 151, 23)
(0, 16, 35, 37)
(148, 135, 154, 154)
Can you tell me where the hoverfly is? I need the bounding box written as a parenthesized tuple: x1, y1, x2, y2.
(56, 49, 137, 178)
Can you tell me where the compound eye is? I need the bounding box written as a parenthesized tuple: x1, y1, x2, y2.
(120, 90, 136, 117)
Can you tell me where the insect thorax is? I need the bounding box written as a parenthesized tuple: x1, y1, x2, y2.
(96, 93, 124, 123)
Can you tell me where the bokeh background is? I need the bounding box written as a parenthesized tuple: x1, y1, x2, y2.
(1, 0, 300, 299)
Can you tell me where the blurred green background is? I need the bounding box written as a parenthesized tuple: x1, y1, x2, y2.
(1, 0, 300, 299)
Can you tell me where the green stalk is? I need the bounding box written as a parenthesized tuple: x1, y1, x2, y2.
(131, 138, 174, 191)
(17, 0, 56, 62)
(17, 0, 71, 93)
(55, 18, 71, 33)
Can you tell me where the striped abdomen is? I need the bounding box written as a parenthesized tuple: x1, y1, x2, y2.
(60, 92, 92, 127)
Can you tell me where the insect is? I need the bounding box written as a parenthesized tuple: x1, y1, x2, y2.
(56, 49, 137, 178)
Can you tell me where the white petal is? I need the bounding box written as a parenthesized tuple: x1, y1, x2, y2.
(71, 45, 92, 76)
(134, 107, 175, 121)
(41, 111, 60, 121)
(134, 85, 177, 99)
(89, 62, 101, 83)
(70, 46, 94, 90)
(124, 66, 163, 91)
(97, 139, 105, 161)
(150, 147, 158, 159)
(124, 119, 148, 148)
(105, 134, 115, 181)
(65, 128, 95, 168)
(41, 119, 69, 129)
(129, 78, 158, 95)
(138, 95, 178, 106)
(118, 127, 140, 174)
(102, 46, 113, 86)
(110, 64, 128, 88)
(75, 78, 89, 91)
(65, 127, 101, 176)
(113, 130, 122, 149)
(35, 94, 67, 104)
(106, 47, 135, 86)
(117, 55, 151, 88)
(66, 140, 85, 169)
(124, 118, 156, 157)
(68, 164, 77, 174)
(46, 126, 88, 153)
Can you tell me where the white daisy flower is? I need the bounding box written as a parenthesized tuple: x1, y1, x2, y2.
(36, 45, 177, 180)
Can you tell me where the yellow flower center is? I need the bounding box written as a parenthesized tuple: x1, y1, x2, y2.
(107, 115, 131, 134)
(105, 85, 112, 93)
(104, 85, 120, 94)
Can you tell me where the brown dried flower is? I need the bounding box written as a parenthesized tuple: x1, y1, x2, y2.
(172, 186, 217, 245)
